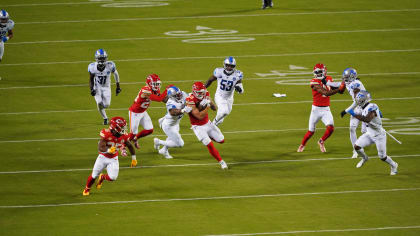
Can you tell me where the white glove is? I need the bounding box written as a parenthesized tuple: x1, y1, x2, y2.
(181, 106, 192, 113)
(199, 99, 210, 107)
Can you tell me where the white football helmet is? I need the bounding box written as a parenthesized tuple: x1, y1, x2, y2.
(355, 90, 371, 107)
(0, 10, 9, 26)
(223, 56, 236, 75)
(342, 68, 358, 83)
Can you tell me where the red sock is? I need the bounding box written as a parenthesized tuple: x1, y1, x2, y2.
(136, 129, 153, 139)
(301, 131, 315, 146)
(85, 175, 96, 188)
(321, 125, 334, 141)
(103, 174, 113, 181)
(206, 142, 222, 162)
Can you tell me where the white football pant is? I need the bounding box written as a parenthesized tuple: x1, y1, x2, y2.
(349, 114, 367, 149)
(161, 119, 184, 148)
(94, 86, 111, 119)
(129, 110, 153, 134)
(213, 95, 233, 126)
(91, 154, 119, 180)
(0, 41, 4, 61)
(192, 121, 224, 146)
(308, 105, 334, 132)
(355, 132, 387, 158)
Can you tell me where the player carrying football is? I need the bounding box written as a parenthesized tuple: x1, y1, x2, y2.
(0, 10, 14, 62)
(297, 63, 346, 153)
(347, 90, 398, 175)
(129, 74, 171, 148)
(89, 49, 121, 125)
(184, 82, 228, 169)
(83, 117, 136, 196)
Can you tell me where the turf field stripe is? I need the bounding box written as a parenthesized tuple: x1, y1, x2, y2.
(2, 2, 103, 7)
(1, 72, 420, 90)
(205, 225, 420, 236)
(1, 48, 420, 67)
(0, 187, 419, 208)
(8, 28, 420, 45)
(17, 9, 420, 25)
(1, 96, 420, 115)
(0, 154, 418, 174)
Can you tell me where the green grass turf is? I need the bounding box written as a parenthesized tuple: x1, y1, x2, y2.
(1, 0, 420, 235)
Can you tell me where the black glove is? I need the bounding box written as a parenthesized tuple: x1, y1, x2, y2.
(90, 89, 96, 96)
(321, 78, 327, 85)
(340, 110, 347, 118)
(116, 87, 122, 96)
(234, 85, 243, 93)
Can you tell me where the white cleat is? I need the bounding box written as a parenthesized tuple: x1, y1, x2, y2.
(297, 144, 305, 152)
(318, 139, 326, 153)
(219, 160, 228, 170)
(356, 158, 368, 168)
(351, 151, 358, 159)
(153, 138, 160, 151)
(158, 147, 172, 159)
(164, 153, 173, 159)
(390, 162, 398, 175)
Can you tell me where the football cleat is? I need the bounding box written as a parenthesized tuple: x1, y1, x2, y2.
(103, 118, 109, 125)
(82, 187, 90, 196)
(356, 158, 368, 168)
(153, 138, 161, 151)
(96, 174, 104, 189)
(219, 160, 228, 170)
(318, 139, 326, 153)
(390, 162, 398, 175)
(352, 151, 358, 159)
(297, 144, 305, 152)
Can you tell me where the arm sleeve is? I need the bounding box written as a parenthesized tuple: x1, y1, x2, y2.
(113, 69, 120, 83)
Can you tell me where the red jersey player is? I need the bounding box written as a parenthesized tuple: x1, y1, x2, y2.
(184, 82, 228, 169)
(297, 64, 346, 153)
(83, 117, 136, 196)
(128, 74, 171, 148)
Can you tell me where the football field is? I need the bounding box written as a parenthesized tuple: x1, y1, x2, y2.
(1, 0, 420, 235)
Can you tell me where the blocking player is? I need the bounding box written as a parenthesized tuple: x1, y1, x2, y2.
(82, 117, 137, 196)
(129, 74, 170, 148)
(205, 56, 244, 126)
(347, 90, 398, 175)
(339, 68, 367, 158)
(89, 49, 121, 125)
(0, 9, 14, 62)
(153, 86, 189, 159)
(184, 82, 228, 169)
(297, 63, 346, 153)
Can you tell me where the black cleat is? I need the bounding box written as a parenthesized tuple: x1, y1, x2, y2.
(103, 118, 109, 125)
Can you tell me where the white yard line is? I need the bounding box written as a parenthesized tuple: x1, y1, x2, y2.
(1, 96, 420, 115)
(0, 154, 418, 175)
(17, 9, 420, 25)
(8, 28, 420, 45)
(1, 72, 420, 90)
(0, 187, 418, 208)
(205, 225, 420, 236)
(1, 49, 420, 67)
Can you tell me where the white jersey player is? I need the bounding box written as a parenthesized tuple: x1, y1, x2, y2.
(0, 10, 14, 62)
(347, 90, 398, 175)
(340, 68, 367, 158)
(153, 86, 189, 159)
(205, 56, 244, 126)
(88, 49, 121, 125)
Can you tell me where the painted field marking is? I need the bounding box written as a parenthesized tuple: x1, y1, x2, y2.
(0, 187, 418, 208)
(1, 96, 420, 115)
(204, 225, 420, 236)
(1, 48, 419, 67)
(8, 28, 420, 45)
(17, 9, 420, 25)
(0, 154, 418, 175)
(2, 0, 170, 7)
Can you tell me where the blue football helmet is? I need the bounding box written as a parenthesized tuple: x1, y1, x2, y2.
(0, 10, 9, 26)
(167, 86, 183, 102)
(95, 49, 108, 70)
(223, 56, 236, 75)
(355, 90, 371, 107)
(342, 68, 357, 83)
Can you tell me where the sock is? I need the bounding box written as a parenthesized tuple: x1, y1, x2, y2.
(136, 129, 153, 139)
(356, 148, 368, 160)
(382, 156, 396, 166)
(301, 131, 314, 146)
(85, 175, 96, 188)
(97, 103, 107, 119)
(349, 126, 357, 149)
(206, 142, 222, 162)
(321, 125, 334, 142)
(103, 174, 113, 181)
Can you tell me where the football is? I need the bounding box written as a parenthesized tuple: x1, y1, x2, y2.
(196, 102, 208, 111)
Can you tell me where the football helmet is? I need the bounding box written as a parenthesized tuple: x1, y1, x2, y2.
(342, 68, 358, 83)
(313, 63, 327, 79)
(109, 117, 127, 137)
(167, 86, 183, 102)
(95, 49, 108, 71)
(192, 81, 206, 100)
(355, 90, 372, 107)
(223, 56, 236, 75)
(0, 10, 9, 26)
(146, 74, 161, 92)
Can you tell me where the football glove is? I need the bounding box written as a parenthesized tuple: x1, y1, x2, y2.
(181, 106, 192, 113)
(130, 159, 138, 168)
(116, 87, 122, 96)
(107, 146, 117, 154)
(340, 110, 347, 118)
(2, 36, 9, 43)
(90, 89, 96, 96)
(234, 85, 243, 93)
(199, 99, 210, 108)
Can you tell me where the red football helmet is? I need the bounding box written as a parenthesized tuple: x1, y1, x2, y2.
(146, 74, 161, 92)
(192, 82, 206, 100)
(109, 117, 127, 137)
(313, 63, 327, 79)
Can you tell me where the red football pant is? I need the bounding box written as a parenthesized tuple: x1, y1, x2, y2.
(301, 131, 315, 146)
(321, 125, 334, 142)
(206, 142, 222, 162)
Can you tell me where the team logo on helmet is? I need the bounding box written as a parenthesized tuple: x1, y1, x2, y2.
(146, 74, 161, 92)
(0, 9, 9, 26)
(342, 68, 358, 83)
(95, 49, 108, 71)
(192, 82, 206, 100)
(223, 56, 236, 75)
(109, 117, 127, 137)
(167, 86, 183, 102)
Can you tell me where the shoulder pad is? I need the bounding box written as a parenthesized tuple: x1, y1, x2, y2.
(7, 20, 14, 29)
(88, 63, 96, 72)
(100, 129, 109, 138)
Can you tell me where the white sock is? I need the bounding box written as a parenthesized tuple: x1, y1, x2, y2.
(382, 156, 396, 166)
(97, 103, 107, 119)
(356, 148, 368, 160)
(349, 127, 357, 149)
